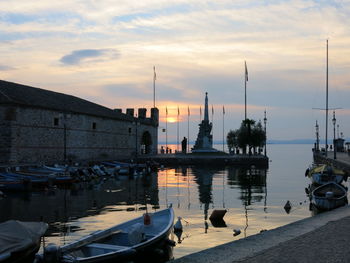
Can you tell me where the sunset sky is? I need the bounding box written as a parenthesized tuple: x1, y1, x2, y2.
(1, 0, 349, 143)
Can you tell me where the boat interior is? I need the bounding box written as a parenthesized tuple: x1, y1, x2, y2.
(316, 185, 345, 197)
(66, 228, 157, 258)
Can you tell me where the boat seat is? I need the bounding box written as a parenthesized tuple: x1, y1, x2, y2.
(86, 243, 130, 251)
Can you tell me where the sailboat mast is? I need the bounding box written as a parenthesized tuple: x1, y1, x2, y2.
(325, 39, 329, 157)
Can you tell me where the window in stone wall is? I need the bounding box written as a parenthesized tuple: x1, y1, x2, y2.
(92, 122, 97, 130)
(128, 127, 132, 134)
(54, 117, 59, 126)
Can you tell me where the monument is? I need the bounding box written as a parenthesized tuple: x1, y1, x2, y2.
(192, 92, 218, 152)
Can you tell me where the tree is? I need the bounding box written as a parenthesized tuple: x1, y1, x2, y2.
(226, 119, 266, 155)
(226, 130, 238, 154)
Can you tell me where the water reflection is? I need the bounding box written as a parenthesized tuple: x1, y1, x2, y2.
(1, 165, 270, 259)
(0, 174, 160, 230)
(227, 167, 267, 237)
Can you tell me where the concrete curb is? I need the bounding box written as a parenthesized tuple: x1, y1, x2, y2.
(172, 205, 350, 263)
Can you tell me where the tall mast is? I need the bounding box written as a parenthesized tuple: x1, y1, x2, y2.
(244, 61, 248, 120)
(153, 66, 156, 108)
(325, 40, 328, 157)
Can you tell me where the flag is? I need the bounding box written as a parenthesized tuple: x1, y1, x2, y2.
(188, 106, 190, 116)
(178, 106, 180, 116)
(212, 105, 214, 115)
(200, 106, 202, 116)
(153, 66, 156, 81)
(166, 106, 168, 115)
(223, 105, 225, 115)
(245, 61, 248, 81)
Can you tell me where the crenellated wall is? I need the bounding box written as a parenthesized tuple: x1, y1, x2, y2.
(0, 105, 158, 165)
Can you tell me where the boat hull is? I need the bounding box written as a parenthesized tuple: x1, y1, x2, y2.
(52, 207, 175, 263)
(311, 182, 348, 211)
(311, 173, 344, 185)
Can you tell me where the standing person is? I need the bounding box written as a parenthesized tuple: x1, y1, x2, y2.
(181, 137, 187, 154)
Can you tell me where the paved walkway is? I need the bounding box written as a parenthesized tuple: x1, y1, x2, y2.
(333, 152, 350, 167)
(172, 205, 350, 263)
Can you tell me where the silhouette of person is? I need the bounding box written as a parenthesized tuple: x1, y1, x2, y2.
(181, 137, 187, 154)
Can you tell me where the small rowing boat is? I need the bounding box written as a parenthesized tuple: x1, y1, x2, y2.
(311, 182, 348, 211)
(39, 206, 174, 263)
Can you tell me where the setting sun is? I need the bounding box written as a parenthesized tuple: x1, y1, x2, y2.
(167, 117, 177, 123)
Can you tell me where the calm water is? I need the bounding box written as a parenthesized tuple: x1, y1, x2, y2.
(0, 144, 341, 259)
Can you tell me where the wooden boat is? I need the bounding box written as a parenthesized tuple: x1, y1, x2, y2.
(0, 220, 48, 263)
(0, 174, 31, 191)
(311, 182, 348, 211)
(306, 164, 347, 185)
(40, 207, 174, 263)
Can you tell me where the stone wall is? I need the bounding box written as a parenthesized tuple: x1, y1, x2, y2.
(0, 105, 158, 165)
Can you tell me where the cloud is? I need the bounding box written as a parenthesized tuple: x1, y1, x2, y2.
(0, 65, 15, 71)
(60, 49, 119, 65)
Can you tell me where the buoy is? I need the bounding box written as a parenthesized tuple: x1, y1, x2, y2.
(174, 217, 183, 232)
(284, 200, 292, 214)
(143, 213, 151, 225)
(209, 209, 227, 221)
(233, 229, 241, 236)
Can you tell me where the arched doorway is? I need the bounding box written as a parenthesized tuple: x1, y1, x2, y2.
(141, 131, 152, 154)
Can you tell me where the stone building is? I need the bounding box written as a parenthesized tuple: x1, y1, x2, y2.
(0, 80, 159, 165)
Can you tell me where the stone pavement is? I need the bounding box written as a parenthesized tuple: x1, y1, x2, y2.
(172, 205, 350, 263)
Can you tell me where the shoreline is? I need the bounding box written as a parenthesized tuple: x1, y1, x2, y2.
(172, 205, 350, 263)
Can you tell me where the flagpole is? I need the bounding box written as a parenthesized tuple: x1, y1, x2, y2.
(187, 106, 190, 154)
(211, 105, 214, 144)
(177, 106, 180, 153)
(153, 66, 156, 108)
(223, 105, 225, 152)
(166, 107, 168, 153)
(244, 61, 247, 120)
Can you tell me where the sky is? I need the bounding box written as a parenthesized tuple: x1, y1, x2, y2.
(0, 0, 349, 143)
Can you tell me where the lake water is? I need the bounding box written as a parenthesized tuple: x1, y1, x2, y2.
(0, 144, 338, 260)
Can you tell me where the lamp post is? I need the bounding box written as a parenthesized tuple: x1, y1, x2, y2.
(134, 120, 140, 159)
(315, 121, 320, 152)
(332, 111, 336, 159)
(263, 110, 267, 157)
(59, 112, 70, 163)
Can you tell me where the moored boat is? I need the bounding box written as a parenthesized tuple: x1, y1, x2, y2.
(0, 220, 48, 263)
(39, 206, 175, 263)
(306, 164, 347, 185)
(311, 182, 348, 211)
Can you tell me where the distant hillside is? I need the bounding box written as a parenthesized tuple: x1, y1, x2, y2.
(159, 138, 349, 145)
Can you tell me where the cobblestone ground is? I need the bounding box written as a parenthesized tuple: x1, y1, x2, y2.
(235, 216, 350, 263)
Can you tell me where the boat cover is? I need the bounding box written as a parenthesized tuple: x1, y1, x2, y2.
(0, 220, 48, 256)
(309, 164, 345, 176)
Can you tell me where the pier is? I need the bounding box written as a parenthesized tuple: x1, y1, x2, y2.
(314, 151, 350, 173)
(136, 154, 269, 168)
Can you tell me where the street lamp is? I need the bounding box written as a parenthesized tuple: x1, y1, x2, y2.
(315, 121, 320, 152)
(134, 120, 140, 159)
(332, 111, 336, 159)
(263, 110, 267, 157)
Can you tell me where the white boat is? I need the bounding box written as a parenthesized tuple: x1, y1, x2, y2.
(306, 164, 347, 185)
(0, 220, 48, 263)
(311, 182, 348, 211)
(40, 207, 174, 263)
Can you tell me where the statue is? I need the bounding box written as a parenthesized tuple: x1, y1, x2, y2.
(192, 92, 218, 152)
